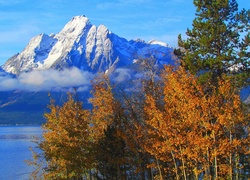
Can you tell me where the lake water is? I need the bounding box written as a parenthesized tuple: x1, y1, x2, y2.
(0, 126, 42, 180)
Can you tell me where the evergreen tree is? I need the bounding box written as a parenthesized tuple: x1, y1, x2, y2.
(95, 125, 128, 180)
(175, 0, 250, 86)
(90, 74, 133, 179)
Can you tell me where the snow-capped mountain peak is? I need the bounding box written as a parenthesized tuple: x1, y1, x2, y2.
(2, 15, 173, 74)
(56, 15, 91, 39)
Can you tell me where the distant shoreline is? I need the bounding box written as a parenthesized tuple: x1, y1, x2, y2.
(0, 124, 43, 126)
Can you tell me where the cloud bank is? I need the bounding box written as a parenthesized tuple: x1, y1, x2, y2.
(0, 68, 93, 92)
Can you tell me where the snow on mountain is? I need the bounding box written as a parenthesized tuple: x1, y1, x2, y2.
(2, 15, 173, 75)
(3, 33, 57, 74)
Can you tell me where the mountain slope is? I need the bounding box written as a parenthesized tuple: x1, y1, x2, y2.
(0, 15, 175, 124)
(2, 15, 173, 75)
(0, 91, 91, 125)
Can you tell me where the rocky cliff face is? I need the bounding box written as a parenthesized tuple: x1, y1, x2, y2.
(2, 15, 173, 75)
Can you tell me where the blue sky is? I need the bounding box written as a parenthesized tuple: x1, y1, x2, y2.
(0, 0, 249, 65)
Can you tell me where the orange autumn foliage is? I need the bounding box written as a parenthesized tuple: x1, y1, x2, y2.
(143, 66, 249, 179)
(41, 93, 93, 179)
(90, 74, 116, 139)
(28, 62, 249, 179)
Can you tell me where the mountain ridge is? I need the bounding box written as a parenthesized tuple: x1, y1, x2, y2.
(2, 15, 173, 75)
(0, 15, 174, 124)
(0, 15, 248, 125)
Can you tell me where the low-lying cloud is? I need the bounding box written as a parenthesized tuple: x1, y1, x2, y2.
(0, 68, 93, 92)
(112, 68, 132, 83)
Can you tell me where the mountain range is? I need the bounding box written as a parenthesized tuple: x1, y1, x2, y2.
(0, 15, 174, 124)
(2, 15, 173, 75)
(0, 15, 249, 125)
